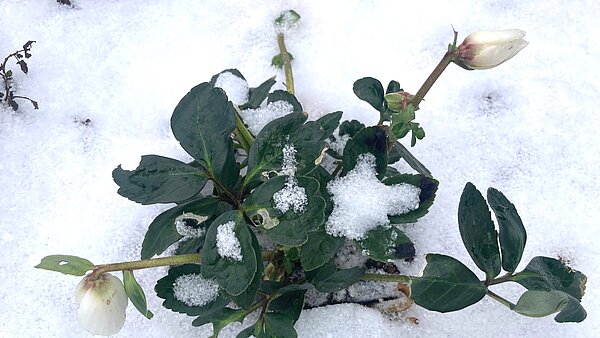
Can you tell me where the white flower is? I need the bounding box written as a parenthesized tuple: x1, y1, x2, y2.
(75, 272, 128, 336)
(455, 29, 528, 70)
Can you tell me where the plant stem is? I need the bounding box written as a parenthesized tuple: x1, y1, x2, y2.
(486, 272, 514, 286)
(486, 290, 515, 310)
(276, 32, 295, 94)
(234, 106, 254, 153)
(411, 51, 455, 110)
(361, 273, 411, 284)
(91, 253, 201, 279)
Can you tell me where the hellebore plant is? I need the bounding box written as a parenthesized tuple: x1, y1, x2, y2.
(36, 10, 587, 337)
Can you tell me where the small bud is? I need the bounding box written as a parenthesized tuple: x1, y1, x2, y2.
(454, 29, 528, 70)
(384, 91, 413, 112)
(75, 273, 128, 336)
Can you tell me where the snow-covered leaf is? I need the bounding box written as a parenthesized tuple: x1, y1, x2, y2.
(342, 126, 388, 179)
(356, 226, 415, 262)
(385, 173, 438, 224)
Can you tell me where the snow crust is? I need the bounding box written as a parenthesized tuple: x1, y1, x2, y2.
(240, 100, 294, 135)
(173, 274, 219, 307)
(326, 153, 420, 240)
(216, 221, 243, 261)
(214, 71, 249, 106)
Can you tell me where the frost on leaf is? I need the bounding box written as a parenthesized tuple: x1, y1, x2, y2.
(326, 153, 420, 240)
(272, 144, 307, 213)
(216, 221, 243, 261)
(214, 71, 249, 106)
(173, 274, 219, 307)
(240, 100, 294, 135)
(175, 213, 208, 238)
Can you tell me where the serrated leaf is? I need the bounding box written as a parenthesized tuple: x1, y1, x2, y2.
(315, 111, 343, 138)
(141, 197, 219, 259)
(300, 227, 344, 271)
(307, 260, 365, 293)
(385, 174, 439, 224)
(342, 126, 388, 179)
(513, 290, 586, 322)
(357, 226, 414, 262)
(171, 83, 239, 186)
(353, 77, 385, 112)
(411, 254, 487, 312)
(201, 211, 257, 296)
(510, 256, 587, 301)
(486, 187, 527, 273)
(155, 264, 229, 316)
(267, 90, 303, 113)
(113, 155, 208, 205)
(34, 255, 94, 276)
(458, 182, 501, 279)
(243, 176, 326, 246)
(123, 270, 153, 319)
(244, 77, 277, 109)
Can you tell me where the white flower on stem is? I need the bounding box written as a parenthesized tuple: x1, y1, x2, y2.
(455, 29, 528, 70)
(75, 272, 128, 336)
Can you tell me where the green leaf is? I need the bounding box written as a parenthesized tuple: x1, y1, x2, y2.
(386, 80, 402, 94)
(385, 174, 439, 223)
(123, 270, 153, 319)
(342, 126, 388, 179)
(242, 176, 326, 246)
(486, 188, 527, 273)
(228, 227, 263, 309)
(155, 264, 229, 316)
(170, 83, 238, 184)
(267, 90, 303, 113)
(271, 53, 294, 69)
(307, 260, 365, 293)
(338, 120, 365, 138)
(264, 313, 297, 338)
(315, 111, 343, 138)
(141, 197, 219, 259)
(201, 211, 258, 296)
(112, 155, 208, 205)
(300, 226, 344, 271)
(174, 236, 206, 255)
(268, 288, 307, 322)
(244, 77, 277, 109)
(353, 77, 385, 112)
(510, 256, 587, 301)
(192, 307, 249, 337)
(357, 226, 415, 262)
(34, 255, 94, 276)
(411, 254, 487, 312)
(388, 141, 432, 177)
(513, 290, 586, 323)
(274, 9, 301, 26)
(457, 182, 501, 279)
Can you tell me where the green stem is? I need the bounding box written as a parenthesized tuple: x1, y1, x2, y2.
(486, 272, 514, 286)
(276, 32, 295, 94)
(361, 273, 411, 284)
(411, 51, 455, 110)
(91, 253, 201, 279)
(486, 290, 515, 310)
(234, 106, 254, 153)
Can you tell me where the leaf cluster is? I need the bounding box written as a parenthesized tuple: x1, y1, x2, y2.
(1, 41, 39, 111)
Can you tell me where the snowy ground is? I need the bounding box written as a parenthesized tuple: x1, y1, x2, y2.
(1, 1, 599, 337)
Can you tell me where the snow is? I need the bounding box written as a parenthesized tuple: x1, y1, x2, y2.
(272, 144, 308, 213)
(1, 0, 599, 337)
(172, 274, 220, 307)
(214, 71, 249, 106)
(174, 213, 208, 238)
(216, 221, 243, 261)
(240, 100, 294, 135)
(326, 153, 420, 240)
(328, 134, 350, 155)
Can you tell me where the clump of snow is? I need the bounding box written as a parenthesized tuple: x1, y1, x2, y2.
(213, 71, 249, 106)
(272, 144, 308, 213)
(172, 274, 219, 307)
(216, 221, 243, 261)
(175, 213, 208, 238)
(240, 100, 294, 135)
(328, 134, 350, 155)
(326, 153, 420, 240)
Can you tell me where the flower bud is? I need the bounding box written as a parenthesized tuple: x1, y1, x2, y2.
(454, 29, 528, 70)
(75, 273, 128, 336)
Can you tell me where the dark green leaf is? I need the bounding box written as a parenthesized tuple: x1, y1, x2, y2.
(267, 90, 303, 113)
(357, 226, 414, 262)
(458, 182, 501, 279)
(192, 307, 249, 337)
(486, 188, 527, 273)
(34, 255, 94, 276)
(389, 141, 432, 177)
(353, 77, 385, 112)
(264, 313, 297, 338)
(174, 236, 206, 255)
(513, 290, 586, 323)
(141, 197, 219, 259)
(228, 227, 263, 309)
(300, 226, 344, 271)
(17, 60, 28, 74)
(123, 270, 153, 319)
(307, 260, 365, 293)
(274, 9, 301, 26)
(155, 264, 229, 316)
(271, 53, 294, 69)
(268, 289, 307, 322)
(315, 111, 343, 138)
(387, 142, 402, 164)
(201, 211, 258, 296)
(170, 83, 238, 184)
(411, 254, 487, 312)
(113, 155, 208, 205)
(338, 120, 365, 138)
(342, 126, 388, 179)
(386, 80, 402, 94)
(385, 174, 439, 223)
(510, 256, 587, 301)
(244, 77, 277, 109)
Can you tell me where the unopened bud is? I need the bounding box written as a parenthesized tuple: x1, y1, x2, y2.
(454, 29, 528, 70)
